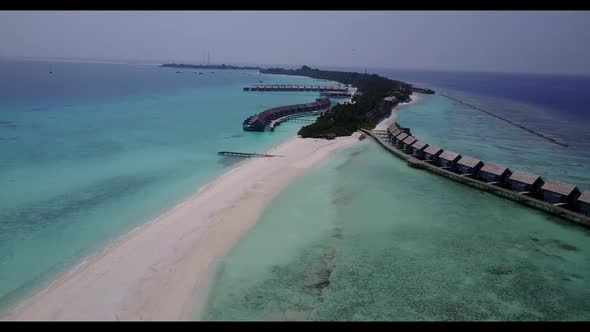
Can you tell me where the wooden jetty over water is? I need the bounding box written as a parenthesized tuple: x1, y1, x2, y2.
(244, 84, 348, 92)
(320, 90, 353, 98)
(269, 112, 318, 130)
(362, 125, 590, 228)
(218, 151, 282, 158)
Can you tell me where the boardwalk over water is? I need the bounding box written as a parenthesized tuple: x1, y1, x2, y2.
(244, 84, 348, 92)
(269, 112, 318, 130)
(218, 151, 283, 158)
(362, 128, 590, 228)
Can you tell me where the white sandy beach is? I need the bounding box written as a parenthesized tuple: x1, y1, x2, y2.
(3, 133, 361, 321)
(374, 93, 422, 131)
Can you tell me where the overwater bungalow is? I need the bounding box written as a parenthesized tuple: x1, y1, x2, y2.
(387, 123, 401, 135)
(243, 96, 331, 131)
(394, 132, 409, 147)
(410, 140, 429, 159)
(402, 136, 417, 153)
(507, 171, 544, 195)
(423, 145, 443, 164)
(540, 180, 581, 206)
(455, 156, 484, 176)
(397, 125, 411, 136)
(577, 191, 590, 216)
(387, 123, 398, 133)
(438, 150, 461, 170)
(388, 128, 402, 143)
(387, 123, 401, 133)
(478, 163, 512, 185)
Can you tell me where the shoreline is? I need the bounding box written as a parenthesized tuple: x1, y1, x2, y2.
(3, 133, 361, 321)
(374, 92, 422, 131)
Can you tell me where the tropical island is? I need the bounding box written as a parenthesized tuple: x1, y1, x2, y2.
(260, 66, 420, 138)
(161, 63, 262, 70)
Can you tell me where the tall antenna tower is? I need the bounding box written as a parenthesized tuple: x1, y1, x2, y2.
(207, 51, 210, 65)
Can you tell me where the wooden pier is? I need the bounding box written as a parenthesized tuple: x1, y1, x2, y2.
(244, 84, 348, 92)
(361, 128, 590, 228)
(320, 91, 353, 97)
(269, 112, 319, 130)
(218, 151, 282, 158)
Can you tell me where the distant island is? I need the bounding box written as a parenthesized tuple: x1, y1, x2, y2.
(161, 63, 262, 70)
(162, 62, 435, 139)
(260, 66, 422, 138)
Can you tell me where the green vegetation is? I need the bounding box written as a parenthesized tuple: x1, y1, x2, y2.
(260, 66, 414, 138)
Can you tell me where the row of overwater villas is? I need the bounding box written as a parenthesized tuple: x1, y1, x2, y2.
(243, 96, 332, 131)
(319, 90, 353, 97)
(386, 124, 590, 216)
(243, 85, 349, 92)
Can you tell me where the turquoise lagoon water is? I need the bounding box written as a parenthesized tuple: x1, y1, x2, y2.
(396, 93, 590, 190)
(0, 59, 333, 311)
(204, 73, 590, 320)
(204, 140, 590, 321)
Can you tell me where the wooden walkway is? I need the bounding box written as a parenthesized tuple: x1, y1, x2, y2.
(269, 112, 320, 130)
(218, 151, 282, 158)
(288, 118, 316, 124)
(244, 84, 348, 92)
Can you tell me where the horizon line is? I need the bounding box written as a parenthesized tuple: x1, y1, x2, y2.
(2, 54, 589, 78)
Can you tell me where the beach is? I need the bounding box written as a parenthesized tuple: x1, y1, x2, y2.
(3, 132, 361, 321)
(374, 93, 422, 131)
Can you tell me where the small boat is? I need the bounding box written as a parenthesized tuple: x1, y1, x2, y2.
(198, 72, 204, 75)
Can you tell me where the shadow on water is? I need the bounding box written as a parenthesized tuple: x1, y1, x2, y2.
(333, 145, 365, 171)
(217, 156, 246, 168)
(0, 173, 159, 246)
(0, 163, 206, 311)
(0, 174, 159, 313)
(0, 121, 16, 128)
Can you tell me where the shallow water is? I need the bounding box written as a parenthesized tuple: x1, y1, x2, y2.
(204, 141, 590, 321)
(0, 59, 334, 311)
(204, 70, 590, 320)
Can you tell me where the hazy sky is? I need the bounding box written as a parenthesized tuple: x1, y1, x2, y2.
(1, 11, 590, 74)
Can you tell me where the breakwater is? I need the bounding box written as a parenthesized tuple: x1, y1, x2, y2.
(440, 94, 569, 148)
